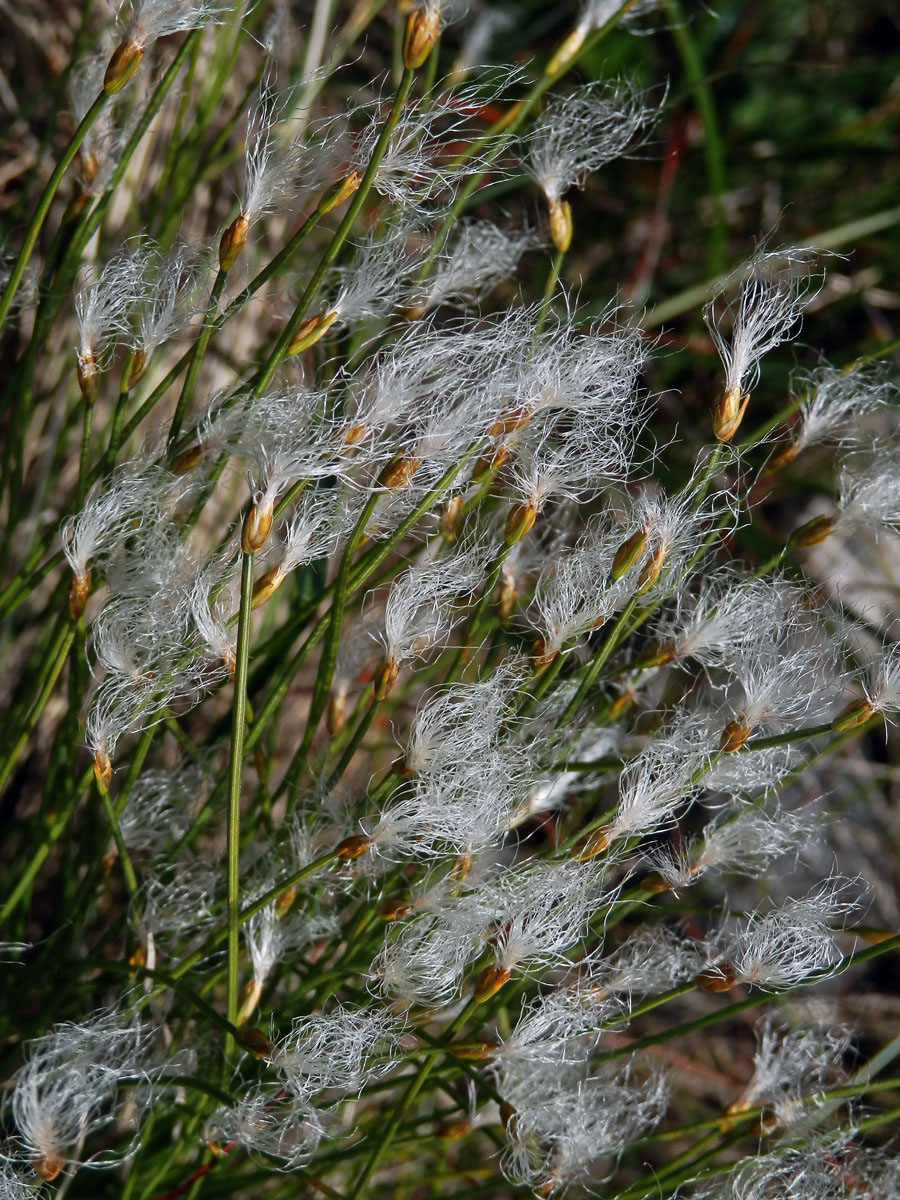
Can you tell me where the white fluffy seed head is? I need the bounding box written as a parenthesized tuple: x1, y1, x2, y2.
(704, 244, 826, 406)
(203, 1084, 324, 1167)
(650, 806, 810, 889)
(117, 0, 228, 49)
(74, 250, 143, 384)
(836, 445, 900, 535)
(270, 1003, 405, 1097)
(733, 1018, 850, 1127)
(705, 878, 857, 990)
(792, 360, 895, 453)
(526, 79, 655, 204)
(7, 1007, 156, 1174)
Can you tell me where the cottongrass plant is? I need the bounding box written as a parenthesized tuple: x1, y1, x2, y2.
(2, 2, 900, 1199)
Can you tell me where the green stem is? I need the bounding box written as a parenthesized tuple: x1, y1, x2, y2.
(0, 90, 108, 330)
(284, 492, 380, 797)
(97, 782, 138, 896)
(105, 386, 130, 467)
(558, 595, 638, 724)
(0, 777, 86, 922)
(347, 999, 478, 1198)
(76, 400, 93, 506)
(667, 0, 726, 275)
(0, 619, 75, 794)
(253, 69, 415, 396)
(169, 268, 228, 445)
(323, 697, 379, 792)
(225, 550, 255, 1042)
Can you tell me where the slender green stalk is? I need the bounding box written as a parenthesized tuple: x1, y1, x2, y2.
(225, 550, 255, 1041)
(0, 91, 107, 330)
(253, 68, 415, 395)
(0, 779, 86, 923)
(96, 782, 138, 896)
(667, 0, 726, 274)
(558, 595, 638, 724)
(105, 387, 130, 467)
(0, 619, 75, 794)
(348, 999, 478, 1198)
(169, 269, 228, 445)
(323, 697, 379, 792)
(76, 401, 93, 507)
(283, 491, 379, 797)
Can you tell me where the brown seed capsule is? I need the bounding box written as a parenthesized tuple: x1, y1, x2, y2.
(170, 443, 205, 475)
(219, 213, 251, 272)
(288, 309, 339, 356)
(531, 636, 558, 671)
(831, 697, 877, 731)
(504, 500, 537, 546)
(378, 452, 422, 489)
(373, 656, 399, 701)
(499, 1102, 518, 1134)
(610, 528, 648, 581)
(77, 356, 98, 403)
(436, 1119, 470, 1141)
(694, 962, 739, 993)
(572, 824, 613, 862)
(439, 495, 465, 543)
(634, 643, 676, 670)
(403, 3, 441, 70)
(237, 1025, 275, 1059)
(326, 690, 347, 737)
(448, 1040, 498, 1061)
(320, 169, 363, 214)
(640, 872, 670, 895)
(496, 573, 518, 624)
(335, 834, 374, 860)
(126, 349, 149, 390)
(471, 443, 509, 482)
(714, 385, 750, 443)
(275, 885, 297, 918)
(750, 1109, 778, 1138)
(242, 500, 273, 555)
(474, 963, 511, 1003)
(548, 196, 573, 253)
(789, 513, 835, 548)
(94, 749, 113, 794)
(450, 853, 473, 882)
(104, 37, 143, 94)
(79, 146, 100, 186)
(545, 26, 586, 76)
(251, 566, 284, 611)
(766, 438, 800, 472)
(236, 979, 263, 1027)
(858, 926, 897, 946)
(719, 718, 752, 754)
(68, 569, 91, 621)
(635, 542, 666, 594)
(378, 898, 414, 920)
(607, 691, 636, 721)
(129, 944, 147, 969)
(34, 1153, 65, 1183)
(343, 421, 368, 446)
(487, 405, 533, 437)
